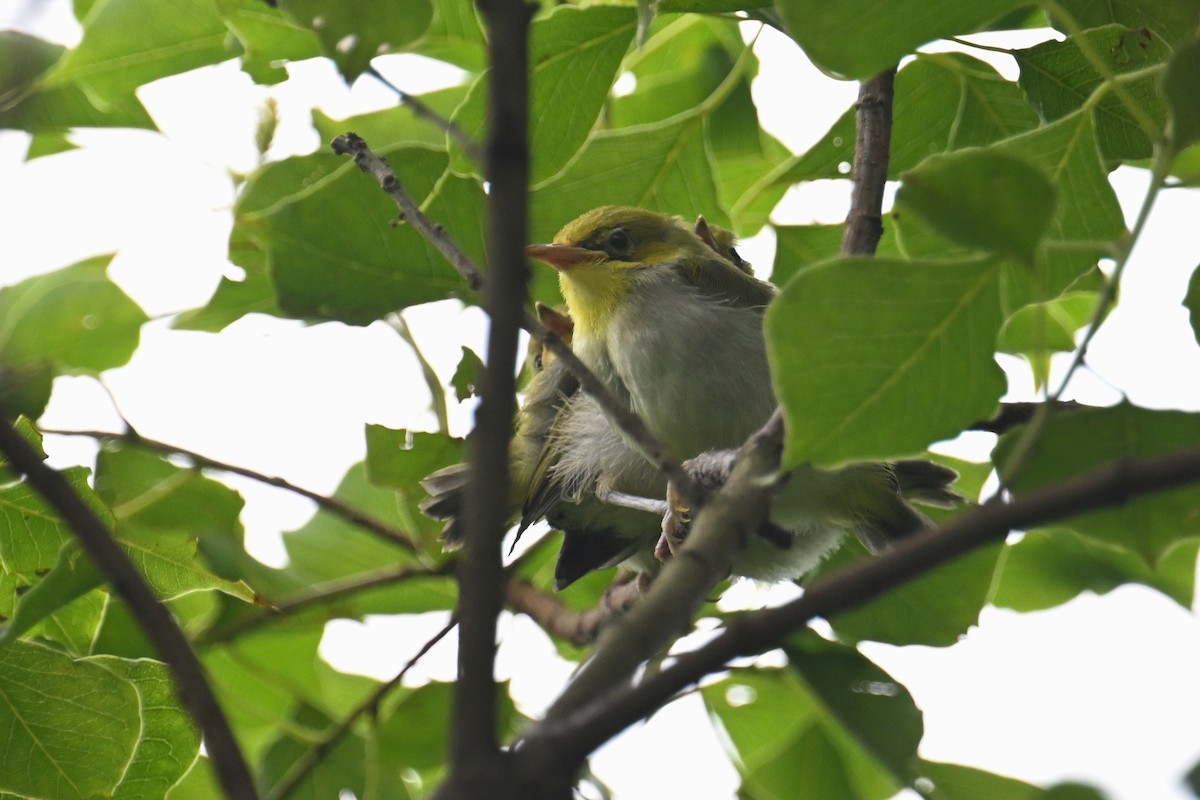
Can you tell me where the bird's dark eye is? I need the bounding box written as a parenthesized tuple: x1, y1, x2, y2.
(533, 352, 544, 371)
(605, 228, 631, 253)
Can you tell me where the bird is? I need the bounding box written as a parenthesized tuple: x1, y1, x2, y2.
(420, 212, 756, 581)
(521, 206, 779, 588)
(660, 450, 963, 582)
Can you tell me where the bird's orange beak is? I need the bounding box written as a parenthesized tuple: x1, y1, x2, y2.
(525, 243, 604, 271)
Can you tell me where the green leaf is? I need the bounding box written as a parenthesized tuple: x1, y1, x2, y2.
(997, 288, 1102, 385)
(703, 642, 921, 799)
(0, 466, 110, 576)
(1164, 37, 1200, 152)
(235, 147, 478, 324)
(919, 759, 1056, 798)
(993, 528, 1198, 612)
(1051, 0, 1200, 50)
(1187, 264, 1200, 347)
(993, 403, 1200, 563)
(771, 224, 844, 285)
(775, 0, 1026, 79)
(897, 148, 1056, 264)
(43, 0, 230, 105)
(530, 113, 726, 242)
(451, 6, 637, 183)
(0, 255, 149, 373)
(413, 0, 486, 70)
(365, 425, 463, 493)
(1016, 25, 1171, 161)
(278, 0, 434, 82)
(451, 347, 484, 401)
(824, 538, 1003, 646)
(216, 0, 322, 84)
(994, 111, 1126, 310)
(786, 53, 1040, 184)
(782, 635, 924, 781)
(92, 656, 202, 799)
(768, 256, 1005, 468)
(0, 640, 141, 799)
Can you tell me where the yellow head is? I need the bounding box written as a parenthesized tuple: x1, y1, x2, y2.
(526, 206, 720, 336)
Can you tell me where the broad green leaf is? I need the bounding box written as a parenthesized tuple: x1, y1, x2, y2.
(0, 466, 109, 576)
(823, 538, 1003, 646)
(92, 656, 202, 799)
(451, 347, 484, 401)
(451, 6, 637, 183)
(412, 0, 486, 70)
(1016, 25, 1171, 161)
(259, 703, 374, 798)
(993, 528, 1198, 612)
(0, 640, 140, 799)
(1186, 264, 1200, 347)
(234, 147, 478, 324)
(28, 589, 106, 656)
(918, 759, 1106, 799)
(43, 0, 229, 105)
(364, 425, 464, 515)
(783, 635, 924, 782)
(775, 0, 1026, 79)
(1051, 0, 1200, 50)
(204, 626, 375, 764)
(703, 645, 921, 800)
(786, 53, 1041, 184)
(998, 290, 1102, 386)
(771, 224, 844, 285)
(530, 112, 726, 244)
(897, 148, 1056, 264)
(0, 255, 149, 373)
(165, 758, 220, 800)
(216, 0, 322, 84)
(283, 462, 430, 582)
(278, 0, 434, 82)
(993, 403, 1200, 563)
(995, 112, 1125, 310)
(768, 256, 1005, 468)
(0, 361, 54, 418)
(1164, 37, 1200, 151)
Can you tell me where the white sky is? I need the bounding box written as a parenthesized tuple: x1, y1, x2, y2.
(3, 4, 1200, 799)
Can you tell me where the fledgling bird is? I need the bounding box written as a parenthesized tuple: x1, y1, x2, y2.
(522, 206, 779, 588)
(660, 450, 964, 581)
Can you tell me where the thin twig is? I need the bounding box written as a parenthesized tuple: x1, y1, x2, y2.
(366, 65, 485, 165)
(40, 427, 422, 554)
(266, 616, 458, 800)
(196, 562, 455, 645)
(0, 418, 260, 800)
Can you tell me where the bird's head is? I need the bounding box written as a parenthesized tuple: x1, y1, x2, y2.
(526, 206, 723, 336)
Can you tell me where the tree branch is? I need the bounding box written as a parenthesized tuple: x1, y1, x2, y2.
(530, 444, 1200, 765)
(841, 67, 897, 256)
(366, 65, 485, 165)
(446, 0, 536, 783)
(506, 572, 647, 647)
(40, 427, 422, 554)
(0, 418, 260, 800)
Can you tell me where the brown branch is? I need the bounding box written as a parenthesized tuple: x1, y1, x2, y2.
(446, 0, 536, 782)
(266, 616, 458, 800)
(0, 417, 260, 800)
(329, 134, 701, 508)
(41, 427, 421, 554)
(506, 572, 647, 647)
(529, 444, 1200, 766)
(841, 67, 897, 257)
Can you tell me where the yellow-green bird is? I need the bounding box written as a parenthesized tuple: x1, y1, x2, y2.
(522, 206, 779, 587)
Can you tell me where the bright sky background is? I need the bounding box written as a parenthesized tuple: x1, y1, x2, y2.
(3, 2, 1200, 798)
